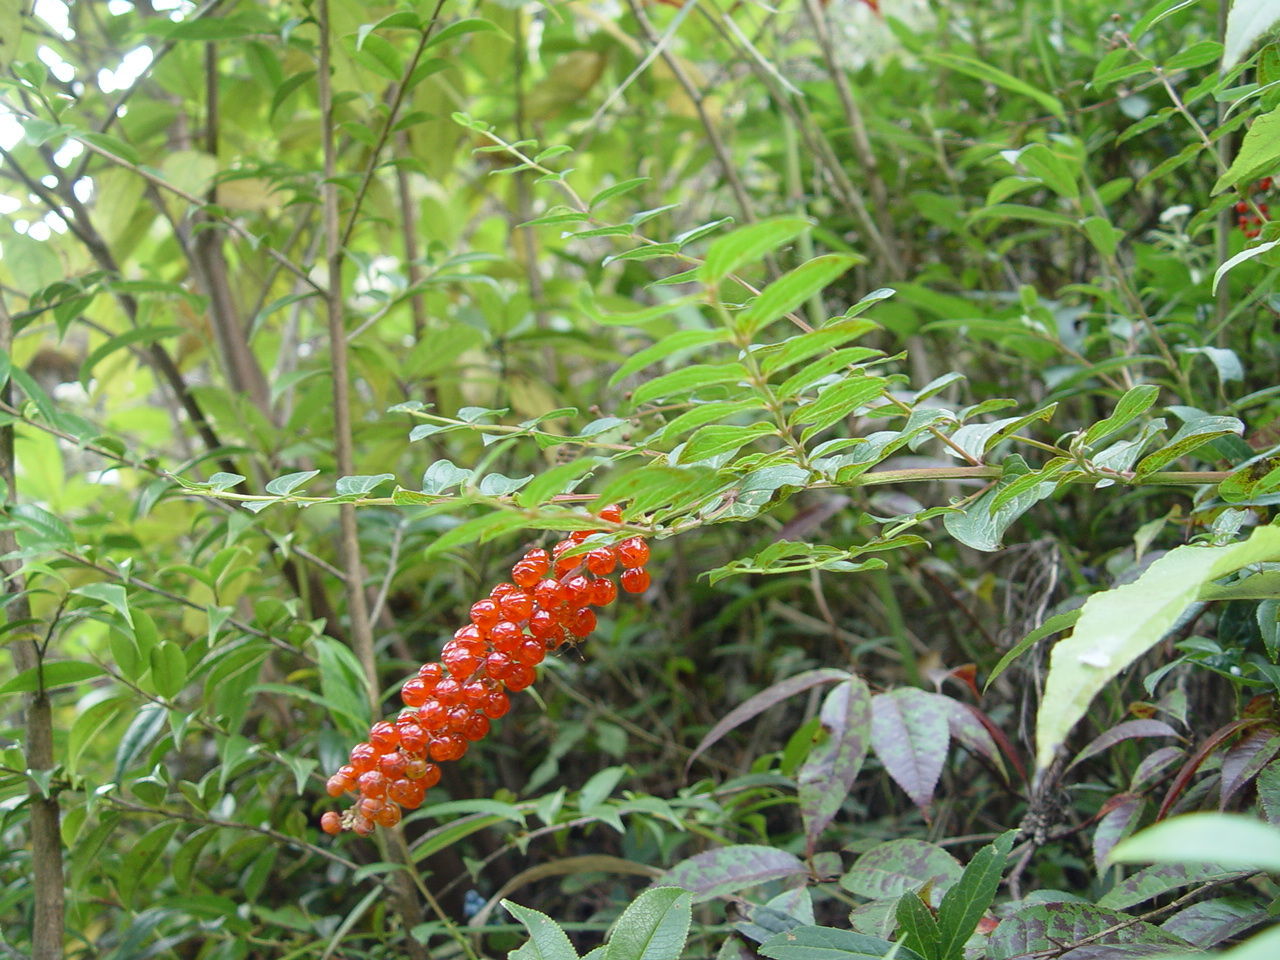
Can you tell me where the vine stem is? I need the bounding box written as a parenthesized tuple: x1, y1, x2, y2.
(0, 293, 65, 959)
(316, 6, 431, 958)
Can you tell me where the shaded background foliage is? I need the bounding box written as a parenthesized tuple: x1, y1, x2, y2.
(2, 0, 1279, 958)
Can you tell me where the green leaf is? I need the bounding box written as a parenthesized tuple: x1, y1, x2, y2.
(422, 512, 530, 558)
(895, 891, 943, 960)
(986, 901, 1191, 959)
(516, 460, 600, 507)
(504, 900, 579, 960)
(984, 610, 1081, 691)
(149, 641, 187, 699)
(609, 330, 731, 385)
(926, 52, 1064, 120)
(677, 423, 775, 464)
(425, 18, 502, 51)
(1036, 524, 1280, 771)
(604, 887, 693, 960)
(758, 321, 880, 377)
(759, 925, 926, 960)
(1134, 415, 1242, 476)
(1108, 812, 1280, 872)
(72, 582, 133, 627)
(735, 255, 863, 336)
(68, 697, 129, 773)
(943, 456, 1056, 552)
(1224, 0, 1280, 70)
(631, 363, 749, 408)
(313, 636, 371, 737)
(264, 470, 320, 496)
(421, 459, 473, 494)
(590, 177, 650, 209)
(790, 376, 889, 444)
(934, 832, 1015, 960)
(1083, 384, 1161, 446)
(698, 217, 812, 285)
(1215, 106, 1280, 194)
(0, 660, 106, 698)
(334, 473, 396, 496)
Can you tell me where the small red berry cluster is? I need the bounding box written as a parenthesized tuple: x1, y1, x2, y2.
(1236, 177, 1273, 239)
(319, 504, 651, 837)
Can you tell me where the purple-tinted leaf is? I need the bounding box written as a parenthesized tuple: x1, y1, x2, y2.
(846, 900, 896, 939)
(987, 902, 1193, 960)
(1160, 897, 1270, 948)
(1092, 794, 1145, 873)
(1097, 863, 1251, 910)
(686, 669, 851, 774)
(1069, 720, 1181, 770)
(1130, 746, 1185, 791)
(798, 677, 871, 848)
(870, 689, 950, 813)
(839, 839, 961, 903)
(758, 925, 927, 960)
(943, 699, 1007, 780)
(659, 845, 808, 903)
(1220, 728, 1280, 809)
(1259, 759, 1280, 824)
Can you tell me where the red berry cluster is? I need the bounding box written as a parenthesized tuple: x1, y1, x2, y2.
(1236, 177, 1273, 239)
(319, 504, 651, 837)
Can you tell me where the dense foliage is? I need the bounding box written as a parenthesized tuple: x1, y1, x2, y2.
(3, 0, 1280, 958)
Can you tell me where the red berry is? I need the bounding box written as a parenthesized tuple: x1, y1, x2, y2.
(462, 712, 491, 741)
(352, 816, 374, 837)
(321, 810, 342, 835)
(470, 599, 500, 630)
(588, 578, 617, 606)
(418, 662, 445, 685)
(429, 734, 467, 762)
(1237, 201, 1250, 213)
(485, 651, 515, 682)
(378, 751, 408, 779)
(499, 591, 534, 622)
(512, 562, 540, 588)
(506, 663, 537, 691)
(534, 578, 565, 609)
(490, 620, 522, 652)
(388, 777, 424, 807)
(326, 774, 351, 797)
(446, 704, 471, 732)
(1262, 177, 1273, 190)
(567, 607, 596, 637)
(563, 575, 592, 607)
(358, 770, 388, 798)
(349, 743, 377, 773)
(420, 763, 443, 789)
(616, 537, 650, 568)
(620, 568, 650, 593)
(369, 721, 399, 750)
(417, 700, 446, 732)
(490, 582, 517, 601)
(402, 677, 429, 707)
(461, 680, 489, 707)
(481, 690, 510, 719)
(399, 722, 428, 752)
(598, 504, 623, 523)
(358, 796, 385, 816)
(515, 638, 546, 666)
(585, 547, 617, 576)
(434, 678, 462, 706)
(373, 803, 402, 827)
(528, 609, 557, 638)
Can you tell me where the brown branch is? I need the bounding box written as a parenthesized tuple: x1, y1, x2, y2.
(0, 293, 65, 960)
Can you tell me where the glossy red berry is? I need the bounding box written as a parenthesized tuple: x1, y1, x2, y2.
(349, 743, 377, 773)
(506, 663, 537, 691)
(515, 638, 546, 666)
(321, 810, 342, 835)
(402, 677, 429, 707)
(499, 591, 534, 622)
(481, 690, 510, 719)
(357, 770, 387, 798)
(373, 803, 402, 827)
(533, 578, 565, 608)
(585, 547, 617, 575)
(351, 816, 375, 837)
(469, 599, 500, 630)
(567, 607, 596, 637)
(462, 712, 491, 741)
(398, 722, 428, 752)
(616, 537, 650, 568)
(485, 651, 515, 682)
(326, 774, 351, 797)
(589, 577, 617, 606)
(563, 575, 592, 607)
(378, 751, 408, 779)
(598, 503, 623, 523)
(620, 567, 651, 593)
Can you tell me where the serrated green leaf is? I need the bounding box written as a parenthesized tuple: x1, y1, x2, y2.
(604, 887, 693, 960)
(504, 900, 579, 960)
(935, 832, 1015, 960)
